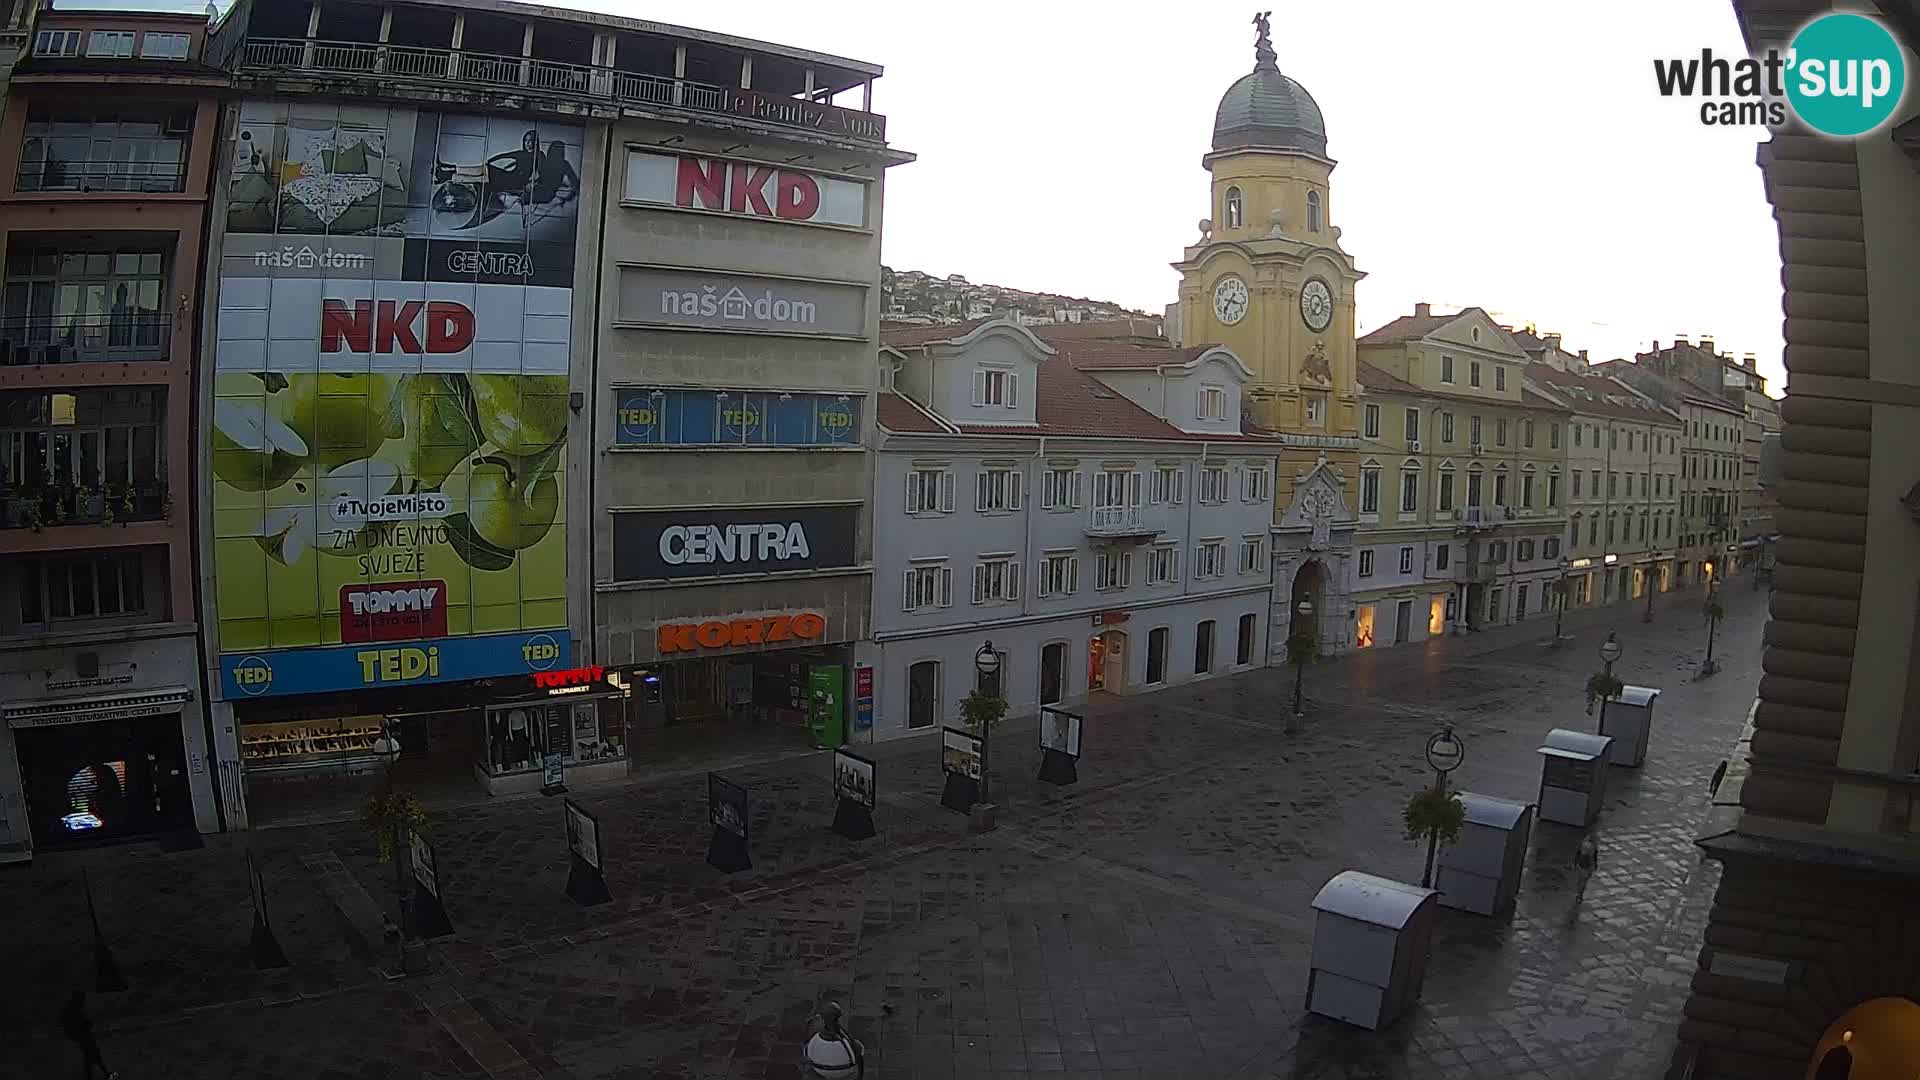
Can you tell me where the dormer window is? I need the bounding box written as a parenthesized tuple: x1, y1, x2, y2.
(1307, 191, 1323, 232)
(86, 30, 135, 58)
(1471, 327, 1481, 343)
(972, 366, 1017, 409)
(1198, 384, 1226, 420)
(1224, 187, 1244, 229)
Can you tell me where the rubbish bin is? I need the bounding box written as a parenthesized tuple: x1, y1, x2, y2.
(1305, 870, 1438, 1030)
(1536, 728, 1613, 826)
(1435, 793, 1534, 916)
(1600, 685, 1660, 767)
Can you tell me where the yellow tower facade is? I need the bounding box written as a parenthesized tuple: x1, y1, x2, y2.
(1170, 13, 1366, 656)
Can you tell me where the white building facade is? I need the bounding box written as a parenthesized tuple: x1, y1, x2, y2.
(864, 319, 1280, 740)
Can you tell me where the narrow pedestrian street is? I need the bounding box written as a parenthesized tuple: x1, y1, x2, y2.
(1, 584, 1765, 1080)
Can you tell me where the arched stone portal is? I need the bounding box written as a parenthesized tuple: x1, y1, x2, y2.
(1289, 559, 1326, 642)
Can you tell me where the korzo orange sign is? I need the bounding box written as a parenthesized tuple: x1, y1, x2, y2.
(657, 612, 827, 654)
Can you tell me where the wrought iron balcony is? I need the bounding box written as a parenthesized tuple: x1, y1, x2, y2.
(0, 315, 172, 365)
(1085, 505, 1160, 540)
(239, 38, 888, 144)
(1458, 506, 1500, 530)
(16, 159, 187, 194)
(1, 481, 170, 529)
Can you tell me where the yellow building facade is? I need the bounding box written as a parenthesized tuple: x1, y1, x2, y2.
(1169, 14, 1366, 656)
(1355, 307, 1570, 642)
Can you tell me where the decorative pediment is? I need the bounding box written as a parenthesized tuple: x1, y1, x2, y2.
(1278, 458, 1355, 551)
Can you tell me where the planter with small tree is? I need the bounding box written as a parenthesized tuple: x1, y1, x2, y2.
(959, 687, 1007, 832)
(1404, 782, 1466, 888)
(1584, 670, 1624, 716)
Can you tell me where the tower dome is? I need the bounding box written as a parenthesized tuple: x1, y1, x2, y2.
(1212, 12, 1327, 157)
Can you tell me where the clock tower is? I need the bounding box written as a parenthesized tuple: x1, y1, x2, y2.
(1171, 11, 1365, 657)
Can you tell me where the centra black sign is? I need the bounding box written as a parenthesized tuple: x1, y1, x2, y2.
(612, 504, 858, 581)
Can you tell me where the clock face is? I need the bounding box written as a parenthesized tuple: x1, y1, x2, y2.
(1213, 276, 1249, 326)
(1300, 278, 1334, 332)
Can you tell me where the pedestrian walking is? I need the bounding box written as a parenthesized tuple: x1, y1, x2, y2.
(1573, 834, 1599, 902)
(802, 1001, 864, 1079)
(59, 991, 118, 1080)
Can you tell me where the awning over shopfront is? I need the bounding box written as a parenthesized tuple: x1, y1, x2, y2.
(4, 687, 194, 729)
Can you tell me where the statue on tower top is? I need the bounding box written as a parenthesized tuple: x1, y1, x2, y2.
(1253, 10, 1277, 71)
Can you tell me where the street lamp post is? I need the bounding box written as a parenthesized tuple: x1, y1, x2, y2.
(1642, 561, 1657, 623)
(1290, 598, 1315, 726)
(372, 723, 407, 942)
(1552, 561, 1568, 647)
(1701, 563, 1722, 678)
(1422, 726, 1465, 888)
(974, 640, 1001, 806)
(1596, 632, 1623, 735)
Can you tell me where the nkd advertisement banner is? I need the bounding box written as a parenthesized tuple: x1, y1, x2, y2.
(222, 630, 569, 699)
(611, 505, 858, 581)
(615, 266, 867, 339)
(211, 101, 584, 696)
(614, 388, 859, 448)
(622, 151, 867, 229)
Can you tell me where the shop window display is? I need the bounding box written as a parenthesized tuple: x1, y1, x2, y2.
(483, 700, 613, 776)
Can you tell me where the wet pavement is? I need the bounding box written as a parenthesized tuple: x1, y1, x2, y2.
(0, 584, 1764, 1079)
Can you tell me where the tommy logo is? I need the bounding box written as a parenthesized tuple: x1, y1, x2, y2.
(340, 581, 449, 643)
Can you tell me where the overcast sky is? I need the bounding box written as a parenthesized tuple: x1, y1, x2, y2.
(108, 0, 1787, 390)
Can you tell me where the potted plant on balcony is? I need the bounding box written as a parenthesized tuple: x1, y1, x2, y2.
(72, 483, 102, 522)
(100, 485, 117, 526)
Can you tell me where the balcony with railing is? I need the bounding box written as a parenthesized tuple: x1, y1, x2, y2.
(1, 479, 169, 529)
(235, 37, 888, 144)
(0, 314, 172, 365)
(16, 159, 187, 194)
(1085, 505, 1161, 541)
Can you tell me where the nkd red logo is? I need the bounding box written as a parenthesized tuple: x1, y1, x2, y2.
(675, 157, 822, 221)
(321, 299, 475, 355)
(340, 581, 450, 643)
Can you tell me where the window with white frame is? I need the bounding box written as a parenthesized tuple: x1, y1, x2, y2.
(1496, 418, 1508, 446)
(1493, 471, 1508, 506)
(1036, 551, 1078, 597)
(1404, 408, 1420, 442)
(1198, 384, 1226, 420)
(1441, 412, 1455, 443)
(1358, 549, 1375, 577)
(1438, 469, 1456, 512)
(1363, 403, 1380, 438)
(1041, 465, 1081, 510)
(1304, 394, 1326, 426)
(1240, 535, 1266, 573)
(902, 561, 953, 611)
(1496, 366, 1508, 392)
(1307, 190, 1323, 232)
(1151, 464, 1185, 505)
(1094, 549, 1132, 590)
(1523, 418, 1534, 447)
(1359, 466, 1380, 514)
(1147, 544, 1180, 584)
(1399, 546, 1415, 574)
(1092, 467, 1139, 510)
(1470, 415, 1483, 445)
(1469, 360, 1482, 387)
(1199, 465, 1229, 504)
(1468, 470, 1484, 507)
(1435, 543, 1451, 570)
(976, 466, 1022, 512)
(1550, 472, 1562, 506)
(1400, 469, 1419, 513)
(905, 466, 953, 515)
(1521, 473, 1535, 508)
(1518, 539, 1534, 562)
(972, 555, 1021, 604)
(972, 366, 1017, 408)
(1440, 355, 1455, 383)
(34, 29, 82, 56)
(1544, 537, 1561, 560)
(86, 30, 135, 57)
(140, 32, 191, 59)
(1194, 539, 1227, 580)
(1242, 464, 1271, 503)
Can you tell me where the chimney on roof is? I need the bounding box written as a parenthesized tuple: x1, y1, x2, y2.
(1544, 333, 1561, 351)
(1578, 349, 1589, 363)
(1414, 302, 1431, 318)
(1700, 336, 1715, 354)
(1743, 352, 1756, 371)
(1674, 335, 1689, 349)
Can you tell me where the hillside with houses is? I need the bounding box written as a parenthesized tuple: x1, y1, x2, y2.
(881, 266, 1158, 331)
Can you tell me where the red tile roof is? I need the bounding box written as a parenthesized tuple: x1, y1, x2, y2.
(875, 391, 953, 434)
(1357, 312, 1458, 346)
(1521, 362, 1677, 423)
(1356, 362, 1569, 414)
(1029, 318, 1167, 343)
(879, 318, 995, 347)
(1355, 362, 1421, 395)
(1045, 338, 1213, 371)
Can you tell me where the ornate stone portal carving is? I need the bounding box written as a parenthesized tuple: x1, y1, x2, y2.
(1301, 338, 1331, 386)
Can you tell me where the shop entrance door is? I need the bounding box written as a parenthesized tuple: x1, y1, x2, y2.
(1394, 600, 1413, 644)
(1039, 643, 1065, 706)
(15, 715, 190, 847)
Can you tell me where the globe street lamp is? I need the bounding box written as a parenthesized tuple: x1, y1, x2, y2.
(1596, 632, 1623, 734)
(1290, 598, 1315, 725)
(974, 640, 1001, 804)
(1421, 725, 1465, 888)
(1701, 561, 1723, 678)
(1552, 559, 1569, 647)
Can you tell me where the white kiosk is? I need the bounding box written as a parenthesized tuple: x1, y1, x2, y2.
(1600, 685, 1661, 768)
(1306, 871, 1438, 1030)
(1536, 729, 1613, 826)
(1434, 793, 1534, 915)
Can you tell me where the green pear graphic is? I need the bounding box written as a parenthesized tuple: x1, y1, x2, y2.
(400, 373, 484, 490)
(211, 398, 307, 492)
(276, 373, 401, 472)
(471, 374, 569, 456)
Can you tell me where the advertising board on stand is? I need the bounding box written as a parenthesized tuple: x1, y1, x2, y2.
(210, 102, 583, 700)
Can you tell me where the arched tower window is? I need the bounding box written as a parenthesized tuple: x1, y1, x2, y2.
(1307, 191, 1323, 232)
(1224, 187, 1244, 229)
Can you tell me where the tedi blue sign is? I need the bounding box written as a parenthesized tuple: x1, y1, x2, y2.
(221, 630, 568, 699)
